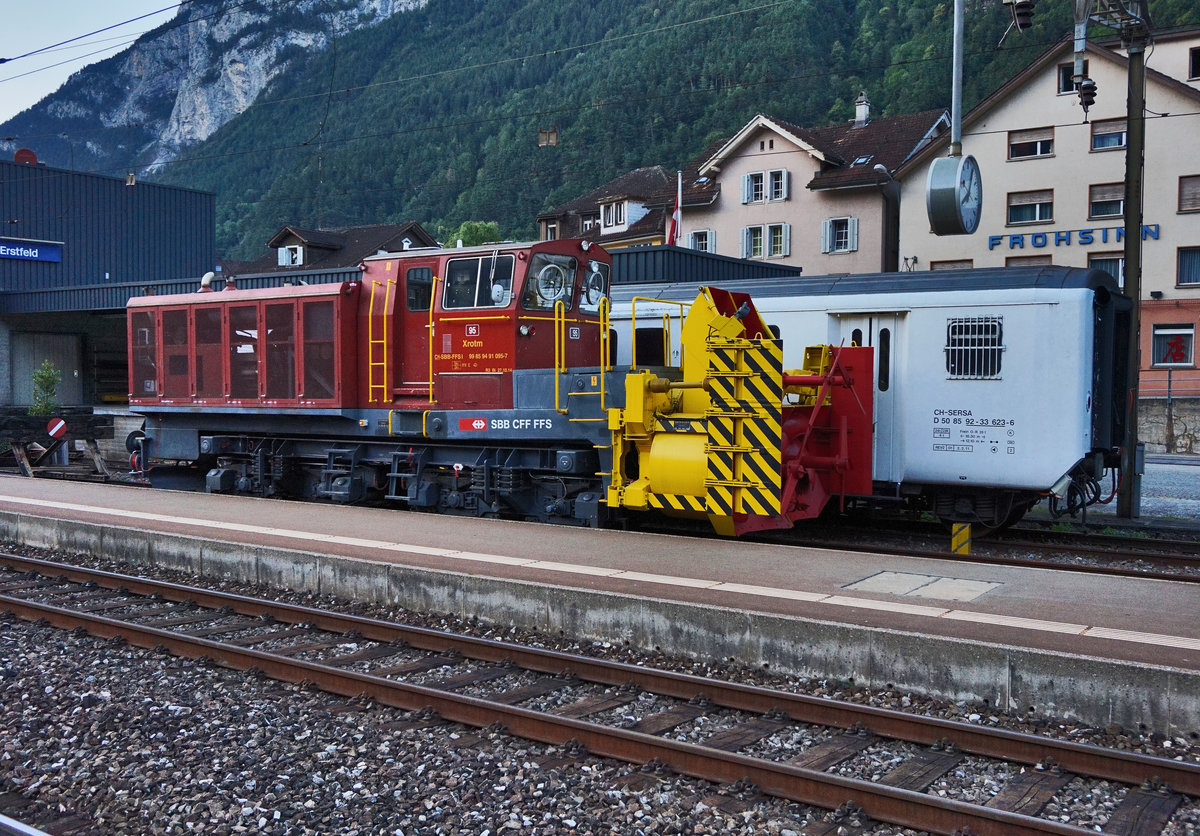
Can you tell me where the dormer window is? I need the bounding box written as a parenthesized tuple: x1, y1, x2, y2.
(278, 244, 304, 266)
(851, 154, 874, 167)
(602, 201, 625, 228)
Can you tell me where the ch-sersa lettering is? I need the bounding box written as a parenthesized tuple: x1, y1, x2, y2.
(932, 409, 973, 416)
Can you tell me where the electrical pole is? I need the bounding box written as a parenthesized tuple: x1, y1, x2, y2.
(1075, 0, 1152, 518)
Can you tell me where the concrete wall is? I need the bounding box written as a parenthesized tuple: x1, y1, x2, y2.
(1141, 396, 1200, 453)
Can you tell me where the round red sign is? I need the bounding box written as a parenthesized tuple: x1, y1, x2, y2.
(46, 418, 67, 439)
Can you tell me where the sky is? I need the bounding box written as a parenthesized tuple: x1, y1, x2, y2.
(0, 2, 182, 125)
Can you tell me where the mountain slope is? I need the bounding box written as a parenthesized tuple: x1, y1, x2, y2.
(2, 0, 1195, 258)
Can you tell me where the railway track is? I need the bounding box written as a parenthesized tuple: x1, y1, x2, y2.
(1, 552, 1195, 836)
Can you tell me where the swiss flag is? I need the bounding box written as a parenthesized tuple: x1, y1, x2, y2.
(667, 170, 682, 246)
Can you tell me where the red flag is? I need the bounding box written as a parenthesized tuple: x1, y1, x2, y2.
(668, 170, 682, 246)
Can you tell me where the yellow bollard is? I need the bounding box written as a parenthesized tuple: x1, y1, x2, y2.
(951, 523, 972, 555)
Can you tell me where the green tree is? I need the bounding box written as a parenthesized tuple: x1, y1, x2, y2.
(28, 359, 61, 417)
(440, 220, 502, 247)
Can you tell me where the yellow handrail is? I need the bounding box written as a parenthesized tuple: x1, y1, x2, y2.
(598, 295, 610, 410)
(367, 278, 396, 404)
(629, 296, 688, 371)
(427, 275, 440, 404)
(554, 299, 567, 414)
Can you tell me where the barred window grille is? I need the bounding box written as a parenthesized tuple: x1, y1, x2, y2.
(945, 317, 1004, 379)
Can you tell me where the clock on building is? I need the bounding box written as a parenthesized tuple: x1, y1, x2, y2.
(926, 154, 982, 236)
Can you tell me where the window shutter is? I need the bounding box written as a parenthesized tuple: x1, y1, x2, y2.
(821, 220, 832, 254)
(1009, 189, 1053, 206)
(1180, 175, 1200, 212)
(707, 229, 715, 252)
(1090, 183, 1124, 203)
(740, 228, 749, 258)
(847, 218, 859, 252)
(1009, 126, 1054, 144)
(742, 175, 751, 204)
(782, 223, 791, 257)
(1093, 119, 1127, 136)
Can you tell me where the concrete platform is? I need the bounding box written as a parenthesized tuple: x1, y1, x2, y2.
(1, 475, 1197, 736)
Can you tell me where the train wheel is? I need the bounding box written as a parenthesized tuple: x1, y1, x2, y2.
(934, 493, 1035, 538)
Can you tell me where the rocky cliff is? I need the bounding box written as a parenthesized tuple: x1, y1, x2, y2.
(2, 0, 426, 172)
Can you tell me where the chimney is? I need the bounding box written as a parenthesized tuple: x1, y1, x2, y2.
(854, 92, 870, 128)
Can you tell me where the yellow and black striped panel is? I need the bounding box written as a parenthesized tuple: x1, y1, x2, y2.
(647, 492, 708, 514)
(704, 338, 784, 518)
(737, 415, 782, 512)
(656, 416, 707, 434)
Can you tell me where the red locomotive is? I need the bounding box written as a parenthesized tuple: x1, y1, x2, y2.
(128, 239, 872, 535)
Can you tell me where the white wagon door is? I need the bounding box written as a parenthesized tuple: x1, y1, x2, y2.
(833, 313, 903, 485)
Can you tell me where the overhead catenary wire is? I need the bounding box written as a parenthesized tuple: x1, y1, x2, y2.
(0, 2, 190, 66)
(3, 2, 1186, 224)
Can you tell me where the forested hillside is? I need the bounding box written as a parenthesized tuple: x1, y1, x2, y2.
(6, 0, 1197, 258)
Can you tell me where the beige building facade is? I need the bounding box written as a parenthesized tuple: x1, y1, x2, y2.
(678, 107, 949, 274)
(897, 30, 1200, 442)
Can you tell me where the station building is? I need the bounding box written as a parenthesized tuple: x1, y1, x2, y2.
(896, 28, 1200, 450)
(0, 154, 215, 407)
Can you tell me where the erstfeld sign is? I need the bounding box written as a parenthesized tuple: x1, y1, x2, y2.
(0, 237, 63, 263)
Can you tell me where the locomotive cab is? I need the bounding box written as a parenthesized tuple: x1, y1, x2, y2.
(358, 239, 611, 411)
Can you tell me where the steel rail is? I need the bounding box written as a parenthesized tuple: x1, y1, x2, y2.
(4, 552, 1198, 797)
(0, 589, 1105, 836)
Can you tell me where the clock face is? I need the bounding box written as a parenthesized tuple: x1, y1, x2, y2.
(926, 154, 984, 236)
(958, 155, 982, 235)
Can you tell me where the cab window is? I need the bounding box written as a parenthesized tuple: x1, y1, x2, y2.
(442, 253, 514, 309)
(523, 252, 577, 311)
(578, 259, 610, 315)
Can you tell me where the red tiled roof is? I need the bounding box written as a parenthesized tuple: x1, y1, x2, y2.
(228, 221, 438, 273)
(803, 108, 950, 189)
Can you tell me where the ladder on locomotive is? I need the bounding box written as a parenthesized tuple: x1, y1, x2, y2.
(367, 278, 395, 403)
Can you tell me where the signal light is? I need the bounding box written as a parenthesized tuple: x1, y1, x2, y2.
(1078, 77, 1097, 111)
(1007, 0, 1035, 31)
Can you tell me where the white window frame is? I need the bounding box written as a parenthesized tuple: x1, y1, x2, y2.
(1007, 190, 1054, 225)
(767, 223, 791, 258)
(1152, 324, 1194, 368)
(544, 221, 558, 241)
(1088, 183, 1125, 219)
(601, 201, 625, 229)
(1007, 127, 1054, 160)
(741, 226, 765, 259)
(1090, 119, 1127, 151)
(768, 169, 790, 201)
(278, 244, 304, 267)
(742, 172, 766, 204)
(821, 217, 858, 254)
(1088, 253, 1125, 288)
(688, 229, 714, 253)
(1180, 247, 1200, 287)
